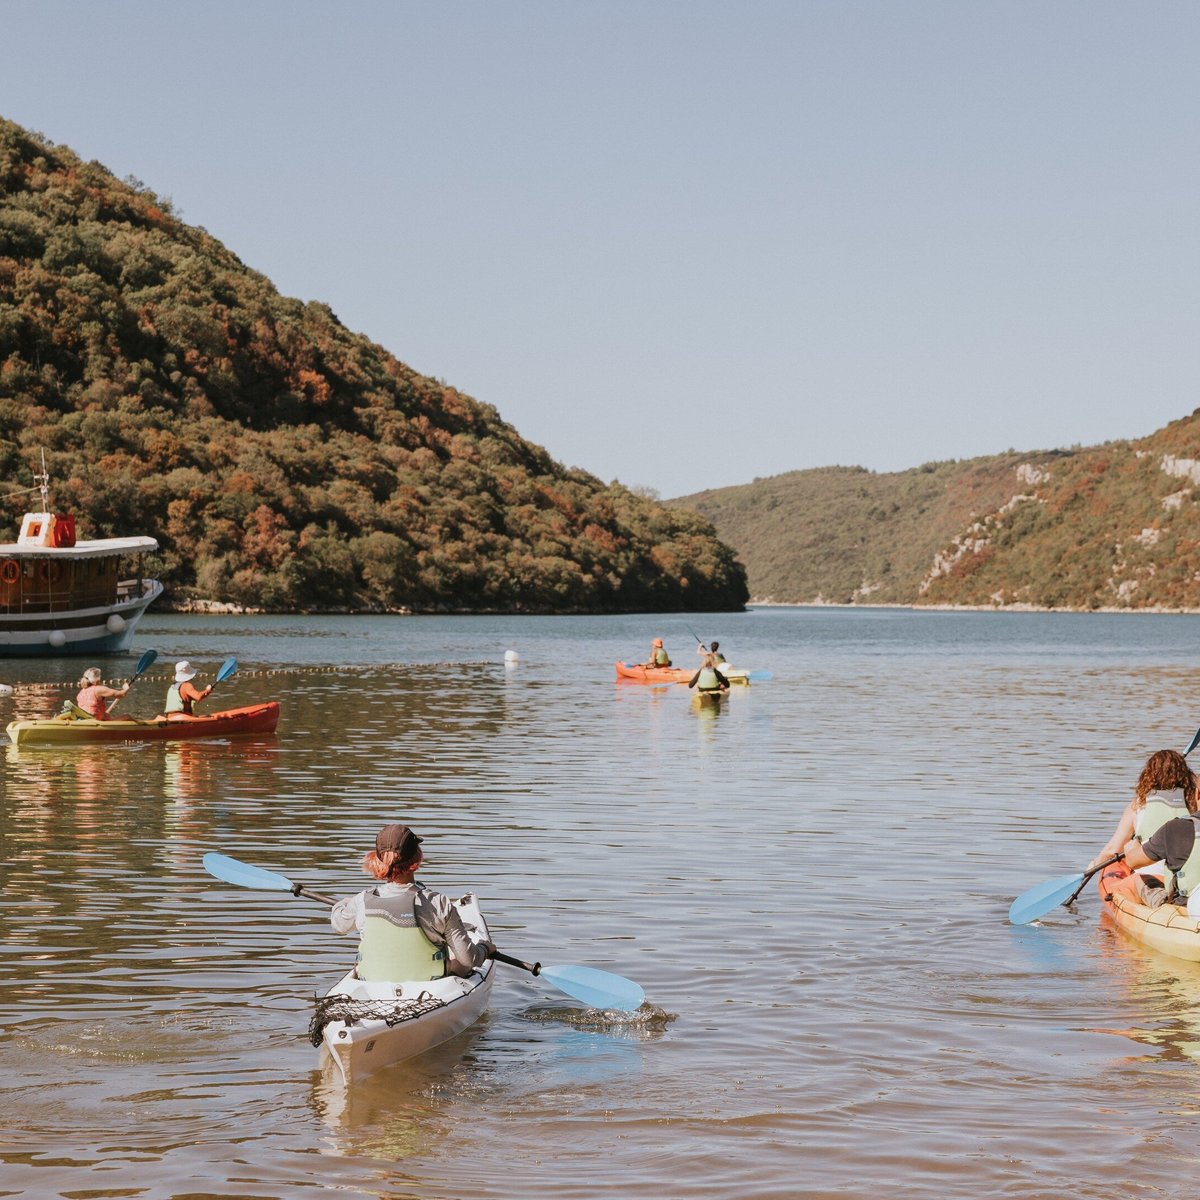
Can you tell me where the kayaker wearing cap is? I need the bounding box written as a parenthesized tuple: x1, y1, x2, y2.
(164, 660, 212, 716)
(76, 667, 128, 720)
(1095, 750, 1200, 907)
(644, 638, 671, 668)
(330, 824, 493, 982)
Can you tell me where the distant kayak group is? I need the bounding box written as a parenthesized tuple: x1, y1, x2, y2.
(614, 635, 766, 696)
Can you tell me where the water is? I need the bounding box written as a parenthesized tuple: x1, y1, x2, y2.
(3, 607, 1200, 1199)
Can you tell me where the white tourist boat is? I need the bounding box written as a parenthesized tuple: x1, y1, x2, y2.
(0, 464, 161, 657)
(313, 892, 495, 1085)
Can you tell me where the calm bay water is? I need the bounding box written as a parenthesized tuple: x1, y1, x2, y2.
(3, 606, 1200, 1199)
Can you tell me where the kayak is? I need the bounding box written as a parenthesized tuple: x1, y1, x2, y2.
(6, 701, 280, 745)
(615, 661, 693, 684)
(312, 892, 495, 1085)
(1097, 859, 1200, 961)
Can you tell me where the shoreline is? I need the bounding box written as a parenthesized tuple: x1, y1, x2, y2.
(748, 598, 1200, 616)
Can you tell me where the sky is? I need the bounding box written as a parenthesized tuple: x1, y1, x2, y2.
(4, 1, 1200, 498)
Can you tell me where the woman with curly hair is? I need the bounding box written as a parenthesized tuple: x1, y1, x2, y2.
(330, 823, 493, 982)
(1089, 750, 1199, 868)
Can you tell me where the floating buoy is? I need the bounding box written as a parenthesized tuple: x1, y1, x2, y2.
(47, 630, 66, 648)
(504, 649, 519, 667)
(0, 684, 12, 696)
(106, 613, 126, 634)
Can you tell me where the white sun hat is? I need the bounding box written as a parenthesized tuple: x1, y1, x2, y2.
(174, 660, 197, 683)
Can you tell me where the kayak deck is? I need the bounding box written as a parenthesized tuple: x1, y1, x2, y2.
(1097, 859, 1200, 961)
(6, 701, 280, 745)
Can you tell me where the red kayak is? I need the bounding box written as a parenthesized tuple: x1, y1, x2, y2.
(6, 702, 281, 745)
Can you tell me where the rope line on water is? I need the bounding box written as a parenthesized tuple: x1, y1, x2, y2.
(0, 663, 500, 691)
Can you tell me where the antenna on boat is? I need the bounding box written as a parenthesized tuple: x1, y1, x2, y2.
(34, 449, 49, 512)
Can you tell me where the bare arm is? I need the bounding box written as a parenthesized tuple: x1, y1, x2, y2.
(1089, 799, 1137, 869)
(1122, 837, 1155, 870)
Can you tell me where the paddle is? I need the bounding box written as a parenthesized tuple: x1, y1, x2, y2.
(1185, 725, 1200, 757)
(106, 648, 157, 715)
(201, 851, 645, 1012)
(1008, 852, 1124, 925)
(209, 656, 238, 696)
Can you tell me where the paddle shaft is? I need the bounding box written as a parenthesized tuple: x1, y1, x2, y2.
(107, 649, 158, 715)
(489, 948, 542, 977)
(1062, 851, 1123, 906)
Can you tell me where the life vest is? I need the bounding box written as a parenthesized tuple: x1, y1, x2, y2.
(1134, 788, 1189, 844)
(164, 684, 186, 714)
(696, 667, 721, 691)
(1164, 815, 1200, 900)
(357, 889, 446, 982)
(652, 648, 670, 666)
(76, 686, 108, 720)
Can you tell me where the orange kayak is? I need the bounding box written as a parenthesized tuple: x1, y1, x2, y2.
(6, 702, 281, 745)
(614, 661, 693, 684)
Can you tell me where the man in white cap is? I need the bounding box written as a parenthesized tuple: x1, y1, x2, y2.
(164, 660, 212, 716)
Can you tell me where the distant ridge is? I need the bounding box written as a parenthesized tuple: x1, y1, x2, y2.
(0, 116, 747, 613)
(671, 410, 1200, 611)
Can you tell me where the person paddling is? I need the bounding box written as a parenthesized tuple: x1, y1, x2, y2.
(1096, 750, 1200, 908)
(165, 660, 212, 716)
(644, 637, 671, 668)
(689, 648, 730, 694)
(330, 824, 493, 981)
(76, 667, 128, 720)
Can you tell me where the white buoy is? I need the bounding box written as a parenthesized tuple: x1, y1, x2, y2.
(504, 649, 519, 667)
(47, 629, 66, 648)
(106, 613, 126, 633)
(0, 683, 13, 696)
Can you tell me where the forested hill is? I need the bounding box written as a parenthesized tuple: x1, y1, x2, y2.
(0, 117, 747, 613)
(672, 411, 1200, 611)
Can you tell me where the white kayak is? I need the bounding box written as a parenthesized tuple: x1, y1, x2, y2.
(312, 892, 495, 1085)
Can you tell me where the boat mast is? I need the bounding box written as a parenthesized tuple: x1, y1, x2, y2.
(34, 449, 49, 512)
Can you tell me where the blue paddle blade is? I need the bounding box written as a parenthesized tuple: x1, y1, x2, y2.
(1186, 725, 1200, 757)
(540, 964, 645, 1012)
(1008, 871, 1087, 925)
(216, 656, 238, 683)
(133, 648, 157, 677)
(203, 851, 295, 893)
(746, 670, 773, 681)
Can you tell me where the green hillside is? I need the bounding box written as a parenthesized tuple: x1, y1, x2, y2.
(0, 117, 747, 613)
(673, 413, 1200, 611)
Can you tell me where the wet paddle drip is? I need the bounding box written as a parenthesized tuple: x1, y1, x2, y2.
(308, 992, 447, 1047)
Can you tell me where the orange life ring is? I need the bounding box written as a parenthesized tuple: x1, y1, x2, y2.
(0, 559, 18, 585)
(38, 560, 61, 584)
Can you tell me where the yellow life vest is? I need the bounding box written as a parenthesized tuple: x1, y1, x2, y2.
(357, 890, 446, 982)
(1134, 789, 1189, 844)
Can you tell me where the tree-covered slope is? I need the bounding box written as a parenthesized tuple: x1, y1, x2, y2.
(671, 453, 1061, 605)
(673, 411, 1200, 612)
(0, 117, 747, 613)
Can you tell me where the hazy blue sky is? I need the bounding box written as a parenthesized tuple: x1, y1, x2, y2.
(5, 2, 1199, 497)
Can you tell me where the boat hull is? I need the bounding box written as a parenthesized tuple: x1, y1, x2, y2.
(1097, 859, 1200, 960)
(6, 701, 280, 745)
(614, 661, 693, 684)
(0, 580, 162, 657)
(319, 894, 494, 1084)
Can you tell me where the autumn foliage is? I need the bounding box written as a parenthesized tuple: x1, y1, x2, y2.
(0, 118, 747, 613)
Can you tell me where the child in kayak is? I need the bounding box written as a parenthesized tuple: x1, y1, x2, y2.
(76, 667, 128, 720)
(330, 824, 493, 982)
(1089, 749, 1200, 906)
